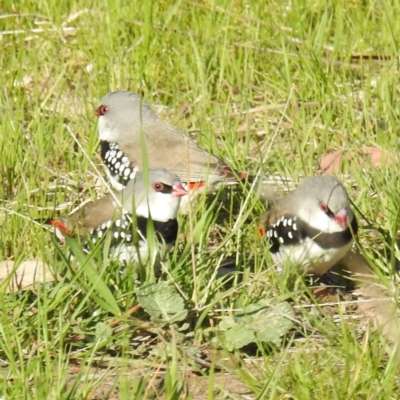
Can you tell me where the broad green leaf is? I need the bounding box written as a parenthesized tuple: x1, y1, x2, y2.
(218, 300, 294, 350)
(136, 282, 188, 325)
(95, 322, 113, 340)
(224, 324, 256, 351)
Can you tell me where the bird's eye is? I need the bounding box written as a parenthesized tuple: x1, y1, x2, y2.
(320, 203, 334, 217)
(96, 105, 109, 116)
(153, 182, 164, 192)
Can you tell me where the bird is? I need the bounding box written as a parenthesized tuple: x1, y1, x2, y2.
(94, 90, 247, 196)
(259, 175, 358, 275)
(47, 168, 187, 264)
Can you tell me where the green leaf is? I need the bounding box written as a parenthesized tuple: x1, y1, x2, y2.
(224, 324, 256, 351)
(136, 282, 188, 326)
(95, 322, 113, 341)
(218, 300, 294, 350)
(238, 300, 294, 346)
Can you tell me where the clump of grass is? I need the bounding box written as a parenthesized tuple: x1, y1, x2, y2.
(1, 0, 400, 398)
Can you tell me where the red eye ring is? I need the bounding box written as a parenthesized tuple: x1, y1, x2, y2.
(320, 203, 328, 213)
(320, 202, 334, 218)
(95, 105, 109, 116)
(99, 105, 108, 115)
(153, 182, 164, 192)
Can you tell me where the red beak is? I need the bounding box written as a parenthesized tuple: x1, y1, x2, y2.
(334, 208, 348, 229)
(172, 182, 187, 198)
(94, 107, 101, 117)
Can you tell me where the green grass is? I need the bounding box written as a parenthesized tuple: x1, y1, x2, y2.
(1, 0, 400, 398)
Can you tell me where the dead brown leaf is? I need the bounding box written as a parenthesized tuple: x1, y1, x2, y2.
(0, 260, 56, 293)
(321, 147, 393, 174)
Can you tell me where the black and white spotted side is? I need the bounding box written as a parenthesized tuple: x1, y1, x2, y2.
(265, 214, 358, 253)
(266, 215, 302, 253)
(84, 213, 179, 261)
(100, 141, 137, 188)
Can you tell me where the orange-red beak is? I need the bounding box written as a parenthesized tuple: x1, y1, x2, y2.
(48, 219, 72, 235)
(172, 182, 187, 198)
(94, 107, 101, 117)
(334, 209, 348, 229)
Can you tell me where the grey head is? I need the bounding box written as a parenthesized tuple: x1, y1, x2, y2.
(287, 175, 353, 231)
(95, 91, 159, 143)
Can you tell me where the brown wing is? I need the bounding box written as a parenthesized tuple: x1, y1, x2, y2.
(67, 194, 121, 235)
(118, 121, 237, 184)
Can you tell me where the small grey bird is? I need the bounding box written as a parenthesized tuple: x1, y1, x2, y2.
(259, 175, 358, 275)
(95, 91, 246, 194)
(48, 169, 186, 264)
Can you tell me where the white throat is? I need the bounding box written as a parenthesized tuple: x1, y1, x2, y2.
(98, 116, 117, 141)
(134, 192, 180, 222)
(297, 207, 345, 233)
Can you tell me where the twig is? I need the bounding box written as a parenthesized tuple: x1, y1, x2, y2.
(108, 304, 142, 327)
(231, 101, 319, 116)
(0, 27, 76, 35)
(0, 206, 52, 231)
